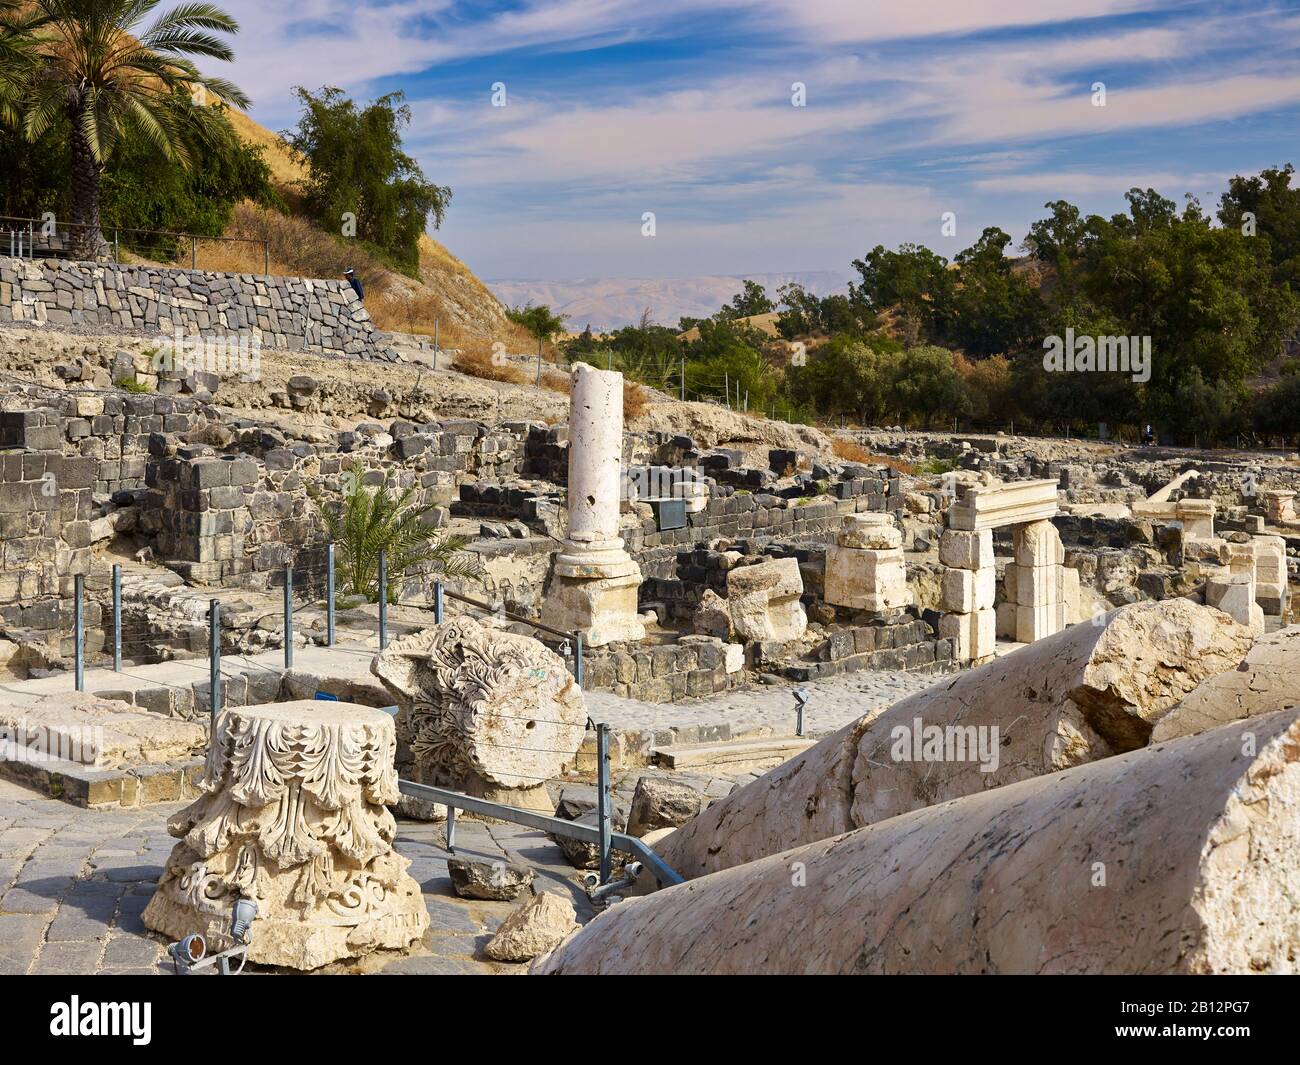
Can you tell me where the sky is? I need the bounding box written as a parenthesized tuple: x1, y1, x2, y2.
(213, 0, 1300, 283)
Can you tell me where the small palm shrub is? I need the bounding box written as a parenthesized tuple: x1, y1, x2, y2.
(310, 467, 480, 603)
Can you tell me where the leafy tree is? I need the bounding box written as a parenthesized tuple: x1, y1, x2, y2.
(786, 333, 904, 424)
(1163, 367, 1246, 447)
(1253, 373, 1300, 445)
(1218, 164, 1300, 289)
(311, 467, 478, 604)
(890, 345, 971, 426)
(776, 282, 872, 339)
(507, 302, 567, 344)
(946, 227, 1045, 356)
(851, 243, 954, 344)
(19, 0, 249, 258)
(283, 86, 450, 276)
(718, 279, 774, 320)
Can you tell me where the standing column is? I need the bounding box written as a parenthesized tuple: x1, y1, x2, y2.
(544, 364, 646, 646)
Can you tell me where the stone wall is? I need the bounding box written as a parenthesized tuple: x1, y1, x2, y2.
(0, 256, 397, 361)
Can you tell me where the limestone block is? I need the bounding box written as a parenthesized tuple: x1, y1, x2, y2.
(372, 618, 588, 795)
(726, 558, 807, 642)
(971, 607, 996, 660)
(1176, 498, 1215, 541)
(0, 693, 204, 768)
(938, 611, 973, 661)
(995, 600, 1016, 639)
(486, 891, 580, 962)
(1059, 565, 1082, 624)
(539, 710, 1300, 974)
(941, 569, 975, 613)
(1153, 626, 1300, 741)
(142, 701, 428, 970)
(1206, 575, 1264, 635)
(651, 600, 1252, 883)
(1013, 519, 1063, 567)
(1015, 603, 1056, 644)
(627, 776, 707, 837)
(938, 529, 993, 571)
(1014, 564, 1059, 607)
(947, 478, 1058, 531)
(1262, 489, 1296, 524)
(838, 513, 902, 550)
(825, 546, 910, 611)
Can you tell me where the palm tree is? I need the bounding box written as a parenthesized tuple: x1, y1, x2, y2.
(20, 0, 250, 258)
(0, 2, 39, 128)
(311, 467, 481, 604)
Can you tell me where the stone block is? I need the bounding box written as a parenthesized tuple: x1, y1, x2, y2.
(938, 529, 993, 571)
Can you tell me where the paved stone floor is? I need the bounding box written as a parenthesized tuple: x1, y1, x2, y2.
(0, 762, 759, 977)
(0, 776, 611, 976)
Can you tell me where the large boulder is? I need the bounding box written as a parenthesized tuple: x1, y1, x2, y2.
(536, 709, 1300, 974)
(448, 857, 534, 901)
(653, 600, 1254, 883)
(372, 618, 587, 801)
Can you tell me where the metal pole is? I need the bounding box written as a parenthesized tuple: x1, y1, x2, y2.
(535, 335, 543, 386)
(74, 574, 84, 692)
(445, 805, 457, 854)
(680, 358, 685, 401)
(724, 372, 729, 409)
(575, 632, 584, 688)
(114, 231, 119, 263)
(111, 564, 122, 671)
(283, 564, 294, 668)
(209, 599, 221, 722)
(190, 235, 196, 270)
(263, 241, 269, 276)
(434, 318, 439, 369)
(378, 549, 388, 649)
(326, 543, 335, 647)
(597, 722, 612, 885)
(434, 580, 444, 624)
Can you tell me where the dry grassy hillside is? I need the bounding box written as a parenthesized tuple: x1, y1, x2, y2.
(215, 107, 515, 345)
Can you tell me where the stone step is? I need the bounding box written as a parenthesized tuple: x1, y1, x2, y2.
(653, 736, 814, 769)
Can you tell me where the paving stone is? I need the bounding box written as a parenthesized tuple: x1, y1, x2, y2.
(100, 934, 164, 969)
(32, 940, 103, 975)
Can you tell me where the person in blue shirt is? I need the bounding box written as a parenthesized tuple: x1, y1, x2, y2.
(344, 267, 364, 301)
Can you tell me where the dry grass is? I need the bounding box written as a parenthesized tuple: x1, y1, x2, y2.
(623, 380, 649, 422)
(452, 341, 527, 384)
(832, 436, 915, 475)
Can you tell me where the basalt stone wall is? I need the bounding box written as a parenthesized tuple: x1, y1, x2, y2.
(581, 635, 743, 700)
(0, 413, 100, 650)
(0, 256, 396, 360)
(142, 418, 533, 588)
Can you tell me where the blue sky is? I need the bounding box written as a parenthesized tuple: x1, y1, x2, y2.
(216, 0, 1300, 282)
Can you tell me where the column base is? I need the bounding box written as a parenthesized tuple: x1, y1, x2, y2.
(544, 570, 646, 647)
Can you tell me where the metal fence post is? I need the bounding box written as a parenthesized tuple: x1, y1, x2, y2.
(209, 599, 221, 722)
(283, 564, 294, 669)
(74, 574, 84, 692)
(596, 722, 612, 885)
(445, 805, 457, 854)
(263, 241, 269, 276)
(190, 235, 196, 270)
(575, 632, 584, 688)
(111, 564, 122, 671)
(326, 543, 335, 647)
(434, 580, 444, 624)
(378, 549, 388, 650)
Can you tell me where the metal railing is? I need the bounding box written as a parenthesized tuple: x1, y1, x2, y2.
(2, 214, 271, 274)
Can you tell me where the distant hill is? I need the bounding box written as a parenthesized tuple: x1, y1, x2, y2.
(487, 270, 855, 332)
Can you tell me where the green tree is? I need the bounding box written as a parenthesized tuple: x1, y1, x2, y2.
(946, 227, 1045, 357)
(283, 87, 450, 276)
(718, 279, 774, 320)
(1253, 373, 1300, 445)
(1218, 164, 1300, 289)
(20, 0, 250, 258)
(851, 242, 954, 344)
(311, 467, 479, 604)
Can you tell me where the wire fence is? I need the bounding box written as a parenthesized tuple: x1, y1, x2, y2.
(1, 213, 271, 275)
